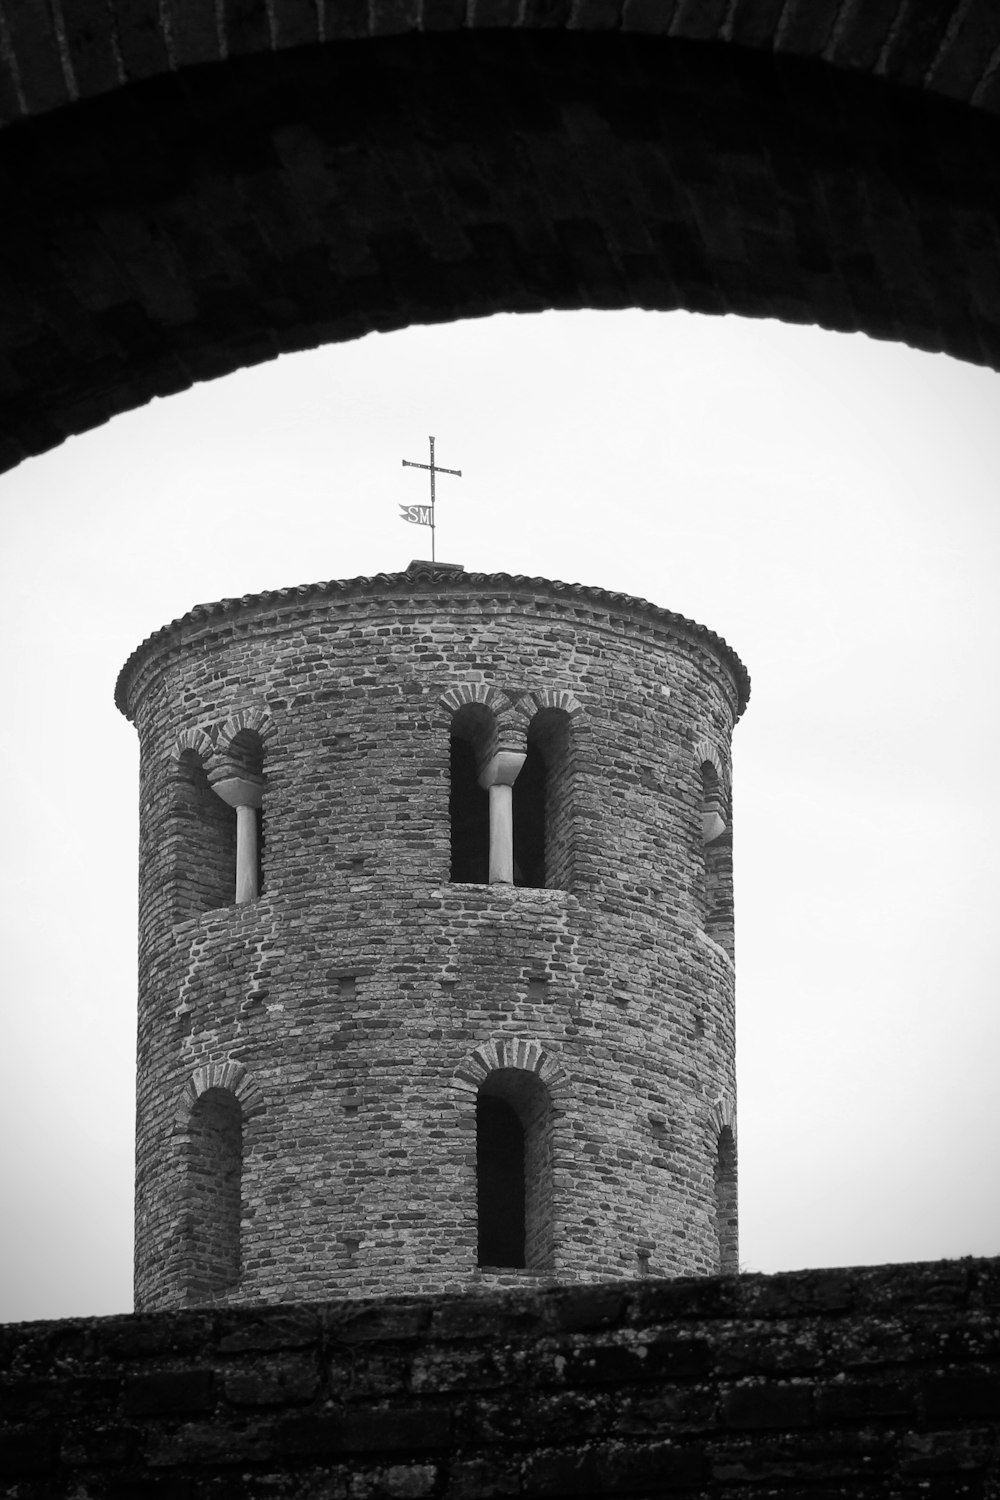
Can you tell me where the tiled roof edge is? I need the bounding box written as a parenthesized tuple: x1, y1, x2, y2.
(114, 568, 751, 719)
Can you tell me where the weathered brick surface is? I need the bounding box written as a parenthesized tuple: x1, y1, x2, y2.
(0, 26, 998, 473)
(0, 0, 997, 124)
(117, 566, 747, 1310)
(1, 1259, 998, 1497)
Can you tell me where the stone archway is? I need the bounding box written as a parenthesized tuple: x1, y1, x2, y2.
(0, 15, 997, 470)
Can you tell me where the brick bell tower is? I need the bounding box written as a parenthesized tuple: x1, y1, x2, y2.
(116, 562, 749, 1309)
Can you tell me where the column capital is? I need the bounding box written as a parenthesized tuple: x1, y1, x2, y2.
(478, 750, 526, 790)
(210, 773, 264, 810)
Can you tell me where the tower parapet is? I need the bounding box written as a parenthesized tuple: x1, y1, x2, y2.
(116, 564, 749, 1309)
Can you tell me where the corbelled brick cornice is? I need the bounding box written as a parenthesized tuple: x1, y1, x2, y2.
(115, 567, 751, 719)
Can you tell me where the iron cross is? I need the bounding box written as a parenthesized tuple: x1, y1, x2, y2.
(401, 436, 461, 563)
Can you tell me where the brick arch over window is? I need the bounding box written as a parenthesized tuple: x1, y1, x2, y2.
(173, 1063, 263, 1303)
(454, 1037, 569, 1097)
(214, 708, 278, 761)
(0, 25, 997, 472)
(173, 727, 215, 764)
(173, 1062, 266, 1130)
(436, 685, 522, 748)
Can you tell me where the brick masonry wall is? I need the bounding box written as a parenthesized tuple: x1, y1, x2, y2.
(117, 567, 748, 1310)
(2, 1258, 998, 1498)
(2, 0, 999, 125)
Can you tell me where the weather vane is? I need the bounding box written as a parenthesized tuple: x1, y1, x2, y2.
(400, 436, 461, 563)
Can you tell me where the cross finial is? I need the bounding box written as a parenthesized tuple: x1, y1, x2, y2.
(400, 436, 462, 563)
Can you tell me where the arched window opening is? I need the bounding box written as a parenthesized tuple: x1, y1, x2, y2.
(169, 748, 236, 919)
(184, 1087, 242, 1299)
(476, 1068, 555, 1271)
(714, 1124, 738, 1274)
(449, 703, 495, 883)
(210, 728, 266, 903)
(515, 708, 573, 890)
(512, 740, 546, 888)
(699, 759, 734, 958)
(477, 1095, 526, 1267)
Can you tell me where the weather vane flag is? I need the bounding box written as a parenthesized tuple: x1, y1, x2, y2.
(400, 436, 461, 563)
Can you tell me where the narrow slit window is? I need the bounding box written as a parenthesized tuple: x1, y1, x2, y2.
(184, 1087, 242, 1299)
(512, 740, 546, 888)
(714, 1124, 738, 1273)
(514, 707, 573, 891)
(476, 1095, 526, 1268)
(169, 748, 236, 919)
(449, 702, 495, 884)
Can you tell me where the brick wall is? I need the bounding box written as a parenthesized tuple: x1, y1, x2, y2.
(2, 1258, 998, 1497)
(117, 567, 748, 1309)
(2, 0, 998, 126)
(1, 28, 999, 474)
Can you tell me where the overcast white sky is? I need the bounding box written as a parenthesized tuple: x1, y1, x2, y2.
(1, 308, 998, 1324)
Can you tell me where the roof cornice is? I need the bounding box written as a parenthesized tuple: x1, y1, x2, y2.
(115, 566, 751, 720)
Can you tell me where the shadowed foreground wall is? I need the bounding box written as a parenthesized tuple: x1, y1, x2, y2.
(2, 1258, 998, 1498)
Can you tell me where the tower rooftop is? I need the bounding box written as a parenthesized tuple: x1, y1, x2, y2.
(115, 565, 751, 720)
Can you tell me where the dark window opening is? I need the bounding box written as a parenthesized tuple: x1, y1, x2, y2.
(513, 740, 546, 888)
(477, 1094, 526, 1267)
(715, 1124, 738, 1274)
(184, 1087, 242, 1299)
(169, 750, 237, 919)
(450, 734, 489, 882)
(476, 1068, 555, 1272)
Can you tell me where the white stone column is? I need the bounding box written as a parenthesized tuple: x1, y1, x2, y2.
(211, 776, 264, 904)
(478, 750, 526, 885)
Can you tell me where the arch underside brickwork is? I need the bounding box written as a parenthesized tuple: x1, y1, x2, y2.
(0, 8, 997, 471)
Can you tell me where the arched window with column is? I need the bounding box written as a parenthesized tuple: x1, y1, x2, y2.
(476, 1067, 555, 1271)
(209, 714, 273, 903)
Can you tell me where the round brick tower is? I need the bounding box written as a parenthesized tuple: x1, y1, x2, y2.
(116, 562, 750, 1309)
